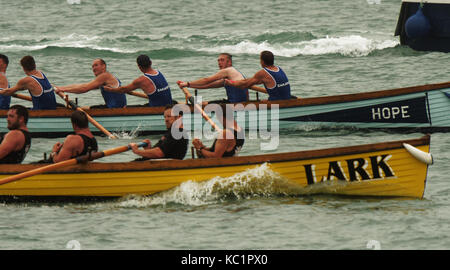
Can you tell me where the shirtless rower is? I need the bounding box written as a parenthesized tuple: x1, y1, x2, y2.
(177, 53, 249, 103)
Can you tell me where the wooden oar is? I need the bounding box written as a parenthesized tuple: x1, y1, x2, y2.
(249, 85, 267, 93)
(128, 91, 148, 99)
(56, 91, 117, 139)
(181, 87, 221, 131)
(0, 142, 148, 186)
(11, 93, 32, 102)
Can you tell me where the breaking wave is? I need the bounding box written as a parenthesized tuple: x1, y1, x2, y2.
(115, 163, 353, 208)
(0, 32, 398, 58)
(199, 35, 399, 57)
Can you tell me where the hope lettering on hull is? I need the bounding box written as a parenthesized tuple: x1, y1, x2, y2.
(371, 106, 410, 120)
(282, 96, 430, 124)
(304, 154, 395, 184)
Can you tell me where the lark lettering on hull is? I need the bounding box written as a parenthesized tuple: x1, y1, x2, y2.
(304, 154, 395, 185)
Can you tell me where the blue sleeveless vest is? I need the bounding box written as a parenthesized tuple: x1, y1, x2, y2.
(144, 71, 173, 107)
(0, 81, 11, 110)
(263, 67, 291, 101)
(224, 68, 248, 103)
(29, 72, 57, 110)
(100, 76, 127, 108)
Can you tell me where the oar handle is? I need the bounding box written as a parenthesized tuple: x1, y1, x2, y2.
(56, 91, 117, 139)
(250, 85, 267, 93)
(12, 93, 33, 102)
(0, 142, 149, 186)
(127, 91, 148, 99)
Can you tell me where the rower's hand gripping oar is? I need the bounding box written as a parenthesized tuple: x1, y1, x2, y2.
(0, 142, 148, 186)
(55, 91, 117, 139)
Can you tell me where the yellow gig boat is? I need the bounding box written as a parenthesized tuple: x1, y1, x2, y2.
(0, 135, 433, 202)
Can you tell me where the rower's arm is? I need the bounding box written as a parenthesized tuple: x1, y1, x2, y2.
(52, 135, 82, 163)
(225, 70, 265, 90)
(56, 76, 105, 94)
(0, 78, 28, 96)
(0, 131, 23, 160)
(131, 146, 165, 159)
(182, 70, 228, 89)
(103, 78, 140, 94)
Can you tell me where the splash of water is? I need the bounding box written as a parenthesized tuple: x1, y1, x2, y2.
(116, 163, 355, 208)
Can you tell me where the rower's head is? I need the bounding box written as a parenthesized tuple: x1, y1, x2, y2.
(260, 51, 274, 68)
(20, 55, 36, 74)
(7, 105, 28, 130)
(0, 54, 8, 72)
(163, 104, 182, 130)
(92, 58, 107, 77)
(218, 53, 232, 70)
(70, 110, 89, 130)
(136, 55, 152, 72)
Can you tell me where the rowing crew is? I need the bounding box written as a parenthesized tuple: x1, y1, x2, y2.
(0, 50, 292, 110)
(0, 104, 244, 164)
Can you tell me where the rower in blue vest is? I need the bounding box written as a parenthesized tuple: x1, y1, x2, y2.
(177, 53, 249, 104)
(0, 54, 11, 110)
(55, 58, 127, 109)
(0, 55, 57, 110)
(103, 55, 173, 107)
(225, 50, 292, 101)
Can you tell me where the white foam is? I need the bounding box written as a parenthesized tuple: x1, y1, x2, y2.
(67, 0, 81, 5)
(0, 33, 136, 53)
(198, 35, 399, 57)
(117, 163, 304, 207)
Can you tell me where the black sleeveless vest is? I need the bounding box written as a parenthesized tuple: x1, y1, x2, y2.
(0, 129, 31, 164)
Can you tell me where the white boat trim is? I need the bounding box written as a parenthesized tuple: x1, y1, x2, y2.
(403, 143, 434, 165)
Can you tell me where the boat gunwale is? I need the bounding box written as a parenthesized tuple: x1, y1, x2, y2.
(0, 135, 430, 175)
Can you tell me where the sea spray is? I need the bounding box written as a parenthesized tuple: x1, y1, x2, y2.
(117, 163, 304, 208)
(115, 163, 358, 208)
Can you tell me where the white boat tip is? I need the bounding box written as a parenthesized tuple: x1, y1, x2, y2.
(403, 143, 434, 165)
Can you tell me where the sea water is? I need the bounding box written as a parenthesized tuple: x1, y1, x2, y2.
(0, 0, 449, 250)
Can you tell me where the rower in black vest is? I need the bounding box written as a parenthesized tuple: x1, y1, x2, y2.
(50, 110, 98, 163)
(192, 104, 245, 158)
(0, 105, 31, 164)
(207, 128, 244, 157)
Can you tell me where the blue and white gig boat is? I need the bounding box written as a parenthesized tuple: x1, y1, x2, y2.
(395, 0, 450, 52)
(0, 81, 449, 137)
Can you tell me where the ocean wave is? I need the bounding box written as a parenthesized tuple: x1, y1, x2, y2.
(0, 33, 136, 54)
(198, 35, 399, 57)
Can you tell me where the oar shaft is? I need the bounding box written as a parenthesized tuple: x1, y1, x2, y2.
(127, 91, 148, 99)
(56, 91, 117, 139)
(181, 87, 221, 132)
(0, 142, 148, 186)
(0, 159, 77, 185)
(250, 85, 267, 93)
